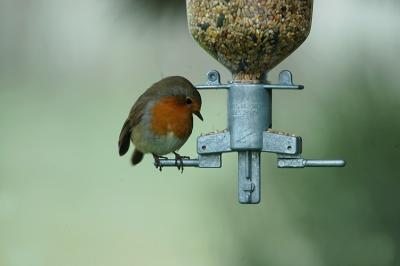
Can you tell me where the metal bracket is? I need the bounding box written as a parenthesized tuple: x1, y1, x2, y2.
(156, 70, 346, 204)
(157, 130, 345, 169)
(195, 70, 303, 90)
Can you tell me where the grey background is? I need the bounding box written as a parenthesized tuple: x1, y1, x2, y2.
(1, 0, 399, 265)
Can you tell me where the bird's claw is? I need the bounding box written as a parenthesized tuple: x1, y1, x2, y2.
(153, 153, 190, 173)
(173, 152, 190, 173)
(153, 154, 168, 172)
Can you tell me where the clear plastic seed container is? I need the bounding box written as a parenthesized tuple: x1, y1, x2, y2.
(187, 0, 313, 82)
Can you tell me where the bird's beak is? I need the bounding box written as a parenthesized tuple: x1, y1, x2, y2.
(194, 111, 203, 121)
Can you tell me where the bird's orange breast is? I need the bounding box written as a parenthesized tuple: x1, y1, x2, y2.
(150, 96, 193, 139)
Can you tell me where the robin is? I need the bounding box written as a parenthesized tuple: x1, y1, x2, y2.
(118, 76, 203, 171)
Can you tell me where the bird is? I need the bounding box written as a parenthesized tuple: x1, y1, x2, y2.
(118, 76, 203, 172)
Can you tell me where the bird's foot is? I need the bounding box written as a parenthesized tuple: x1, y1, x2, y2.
(173, 152, 190, 173)
(153, 154, 168, 171)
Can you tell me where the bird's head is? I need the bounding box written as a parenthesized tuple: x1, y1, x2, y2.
(182, 86, 203, 121)
(155, 76, 203, 121)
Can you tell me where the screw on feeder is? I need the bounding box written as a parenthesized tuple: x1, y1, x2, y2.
(207, 70, 220, 85)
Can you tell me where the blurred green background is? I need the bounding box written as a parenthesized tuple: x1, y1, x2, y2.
(1, 0, 399, 265)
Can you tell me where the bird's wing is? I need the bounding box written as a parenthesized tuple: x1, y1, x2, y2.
(118, 94, 150, 156)
(128, 95, 148, 127)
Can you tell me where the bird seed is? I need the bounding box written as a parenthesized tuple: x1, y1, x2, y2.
(187, 0, 313, 82)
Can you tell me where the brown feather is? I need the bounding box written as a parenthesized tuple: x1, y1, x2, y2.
(118, 90, 149, 156)
(131, 149, 144, 165)
(118, 119, 131, 156)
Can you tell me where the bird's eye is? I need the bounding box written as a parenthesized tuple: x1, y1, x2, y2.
(185, 98, 193, 104)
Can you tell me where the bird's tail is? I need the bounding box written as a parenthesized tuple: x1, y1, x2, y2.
(131, 149, 144, 165)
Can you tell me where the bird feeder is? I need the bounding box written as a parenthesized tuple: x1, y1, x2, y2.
(157, 0, 345, 204)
